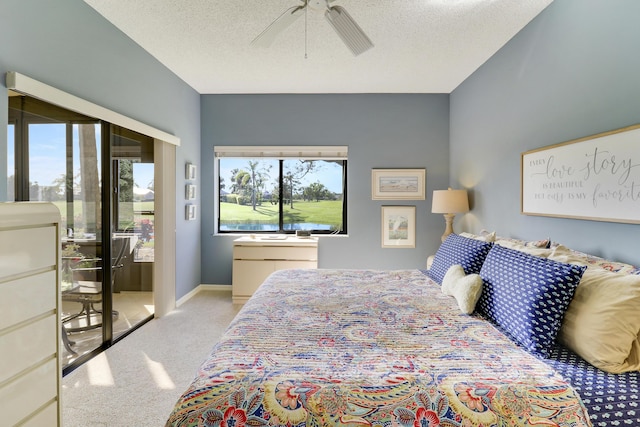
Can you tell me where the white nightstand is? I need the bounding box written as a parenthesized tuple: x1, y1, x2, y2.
(232, 236, 318, 304)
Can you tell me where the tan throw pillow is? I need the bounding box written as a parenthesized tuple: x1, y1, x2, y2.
(494, 235, 550, 249)
(441, 264, 483, 315)
(558, 268, 640, 373)
(550, 244, 639, 274)
(494, 239, 554, 258)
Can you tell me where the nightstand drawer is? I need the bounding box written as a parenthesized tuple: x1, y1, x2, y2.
(234, 245, 317, 261)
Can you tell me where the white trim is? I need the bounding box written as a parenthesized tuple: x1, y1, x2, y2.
(6, 71, 180, 146)
(175, 284, 232, 307)
(214, 145, 348, 160)
(153, 140, 177, 318)
(200, 284, 233, 292)
(175, 286, 200, 308)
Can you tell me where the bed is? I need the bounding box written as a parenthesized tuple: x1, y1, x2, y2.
(166, 268, 596, 426)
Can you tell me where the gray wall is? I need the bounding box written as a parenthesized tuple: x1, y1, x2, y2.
(201, 94, 450, 285)
(8, 0, 636, 296)
(451, 0, 640, 266)
(0, 0, 202, 300)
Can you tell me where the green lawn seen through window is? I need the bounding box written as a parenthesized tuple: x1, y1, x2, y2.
(220, 200, 343, 231)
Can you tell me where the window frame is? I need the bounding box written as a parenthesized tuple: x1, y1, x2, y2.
(215, 146, 348, 235)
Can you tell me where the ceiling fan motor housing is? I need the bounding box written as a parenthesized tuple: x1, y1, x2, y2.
(307, 0, 328, 11)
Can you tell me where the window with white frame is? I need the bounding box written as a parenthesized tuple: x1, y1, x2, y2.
(215, 146, 347, 235)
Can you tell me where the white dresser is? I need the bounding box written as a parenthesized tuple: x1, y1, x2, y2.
(0, 202, 62, 427)
(232, 236, 318, 304)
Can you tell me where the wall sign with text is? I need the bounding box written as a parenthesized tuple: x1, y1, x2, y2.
(521, 124, 640, 224)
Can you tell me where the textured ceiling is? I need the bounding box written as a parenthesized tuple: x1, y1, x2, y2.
(83, 0, 553, 94)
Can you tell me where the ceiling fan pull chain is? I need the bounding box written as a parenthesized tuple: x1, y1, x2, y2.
(304, 2, 308, 59)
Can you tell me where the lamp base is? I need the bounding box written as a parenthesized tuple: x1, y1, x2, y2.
(441, 213, 456, 242)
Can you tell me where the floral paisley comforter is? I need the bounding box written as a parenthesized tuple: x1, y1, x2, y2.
(166, 269, 591, 427)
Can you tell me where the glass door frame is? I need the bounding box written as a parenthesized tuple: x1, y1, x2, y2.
(100, 122, 115, 347)
(8, 95, 155, 375)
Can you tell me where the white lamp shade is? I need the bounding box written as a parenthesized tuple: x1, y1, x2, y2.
(431, 188, 469, 214)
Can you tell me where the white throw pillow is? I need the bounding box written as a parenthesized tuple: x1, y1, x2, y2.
(441, 264, 483, 315)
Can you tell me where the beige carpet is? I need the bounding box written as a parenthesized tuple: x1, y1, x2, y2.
(62, 290, 241, 426)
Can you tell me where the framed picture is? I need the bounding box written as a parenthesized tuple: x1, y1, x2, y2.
(186, 163, 196, 180)
(372, 169, 426, 200)
(381, 205, 416, 248)
(186, 184, 196, 200)
(521, 123, 640, 224)
(185, 204, 197, 221)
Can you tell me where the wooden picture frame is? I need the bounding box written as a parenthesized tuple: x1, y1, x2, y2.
(381, 205, 416, 248)
(521, 124, 640, 224)
(372, 169, 425, 200)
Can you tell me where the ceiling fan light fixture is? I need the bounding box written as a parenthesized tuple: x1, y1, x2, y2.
(325, 6, 374, 56)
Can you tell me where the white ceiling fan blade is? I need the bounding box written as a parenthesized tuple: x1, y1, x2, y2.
(325, 6, 373, 56)
(251, 5, 306, 48)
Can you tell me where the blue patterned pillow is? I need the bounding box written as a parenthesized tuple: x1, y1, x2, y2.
(477, 245, 586, 357)
(428, 234, 493, 284)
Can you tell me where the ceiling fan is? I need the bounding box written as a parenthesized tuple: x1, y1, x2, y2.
(251, 0, 374, 56)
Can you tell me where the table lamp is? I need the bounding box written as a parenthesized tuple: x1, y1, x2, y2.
(431, 188, 469, 242)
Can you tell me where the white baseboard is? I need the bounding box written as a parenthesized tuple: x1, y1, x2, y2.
(199, 284, 232, 292)
(176, 283, 232, 307)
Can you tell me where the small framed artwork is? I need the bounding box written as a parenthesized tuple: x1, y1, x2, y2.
(185, 204, 197, 221)
(186, 184, 196, 200)
(372, 168, 426, 200)
(381, 205, 416, 248)
(186, 163, 197, 180)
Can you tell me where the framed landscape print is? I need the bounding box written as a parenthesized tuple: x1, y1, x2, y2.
(381, 205, 416, 248)
(372, 169, 426, 200)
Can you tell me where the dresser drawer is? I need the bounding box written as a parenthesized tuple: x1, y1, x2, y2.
(22, 401, 58, 427)
(232, 260, 276, 297)
(0, 227, 56, 278)
(0, 314, 57, 384)
(0, 358, 58, 426)
(0, 271, 57, 331)
(275, 260, 317, 270)
(234, 245, 317, 261)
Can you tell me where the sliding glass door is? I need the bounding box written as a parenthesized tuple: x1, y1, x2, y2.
(7, 94, 155, 373)
(111, 126, 155, 342)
